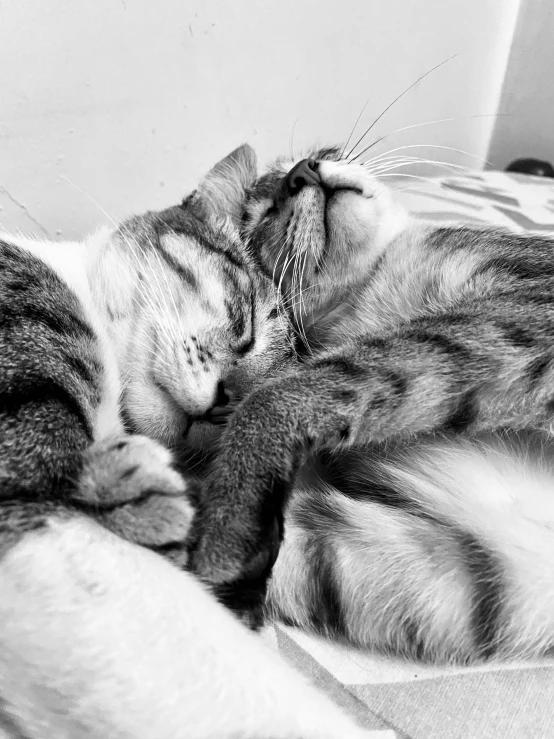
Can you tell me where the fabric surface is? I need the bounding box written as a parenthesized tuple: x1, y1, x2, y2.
(263, 170, 554, 739)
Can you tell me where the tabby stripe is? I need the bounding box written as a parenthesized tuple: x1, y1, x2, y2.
(63, 353, 102, 386)
(225, 298, 246, 339)
(312, 357, 368, 380)
(305, 535, 346, 638)
(526, 355, 552, 387)
(197, 232, 246, 269)
(403, 329, 472, 360)
(222, 267, 249, 340)
(442, 388, 479, 433)
(402, 617, 428, 661)
(222, 271, 256, 351)
(0, 381, 93, 441)
(1, 303, 96, 342)
(483, 256, 554, 281)
(456, 532, 503, 659)
(498, 321, 536, 349)
(318, 451, 503, 657)
(235, 292, 256, 355)
(155, 242, 199, 291)
(320, 450, 417, 510)
(156, 206, 247, 269)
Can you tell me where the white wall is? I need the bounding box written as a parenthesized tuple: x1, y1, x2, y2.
(0, 0, 520, 240)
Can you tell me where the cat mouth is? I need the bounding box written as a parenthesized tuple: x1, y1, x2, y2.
(183, 403, 234, 438)
(283, 158, 367, 200)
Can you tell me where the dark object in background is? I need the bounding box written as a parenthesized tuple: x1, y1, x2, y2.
(506, 158, 554, 178)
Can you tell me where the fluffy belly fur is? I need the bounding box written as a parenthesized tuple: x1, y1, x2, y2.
(268, 432, 554, 664)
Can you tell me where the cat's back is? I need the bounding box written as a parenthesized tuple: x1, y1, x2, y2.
(0, 236, 104, 498)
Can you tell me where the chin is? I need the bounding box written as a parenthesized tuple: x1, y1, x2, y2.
(125, 400, 188, 446)
(173, 423, 224, 477)
(182, 422, 223, 452)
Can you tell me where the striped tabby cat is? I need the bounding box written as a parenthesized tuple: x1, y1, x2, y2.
(0, 151, 373, 738)
(191, 144, 554, 665)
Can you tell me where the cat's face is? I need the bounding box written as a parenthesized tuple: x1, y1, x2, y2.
(99, 147, 295, 450)
(239, 146, 409, 344)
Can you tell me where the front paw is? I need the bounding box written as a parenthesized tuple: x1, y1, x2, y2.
(191, 501, 281, 580)
(77, 435, 196, 565)
(211, 577, 269, 630)
(190, 482, 283, 625)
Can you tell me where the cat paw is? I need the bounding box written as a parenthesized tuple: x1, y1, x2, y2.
(189, 471, 283, 627)
(77, 434, 195, 564)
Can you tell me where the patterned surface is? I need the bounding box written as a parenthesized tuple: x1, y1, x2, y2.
(263, 171, 554, 739)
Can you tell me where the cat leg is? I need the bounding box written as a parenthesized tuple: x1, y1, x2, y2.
(191, 303, 554, 598)
(0, 514, 373, 739)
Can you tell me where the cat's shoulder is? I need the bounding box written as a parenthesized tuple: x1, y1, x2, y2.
(0, 229, 110, 305)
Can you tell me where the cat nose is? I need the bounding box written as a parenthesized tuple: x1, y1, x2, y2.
(283, 158, 321, 196)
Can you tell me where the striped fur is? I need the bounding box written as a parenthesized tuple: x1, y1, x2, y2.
(191, 145, 554, 664)
(0, 154, 375, 737)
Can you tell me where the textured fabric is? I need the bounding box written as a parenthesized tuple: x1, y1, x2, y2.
(264, 170, 554, 739)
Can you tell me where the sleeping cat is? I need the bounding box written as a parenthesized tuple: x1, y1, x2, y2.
(190, 144, 554, 664)
(0, 152, 373, 738)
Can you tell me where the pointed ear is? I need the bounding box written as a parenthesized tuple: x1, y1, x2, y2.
(192, 144, 258, 223)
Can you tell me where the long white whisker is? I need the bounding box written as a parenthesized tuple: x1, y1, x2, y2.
(349, 113, 512, 162)
(340, 97, 374, 161)
(362, 143, 491, 167)
(147, 241, 184, 343)
(289, 117, 300, 161)
(375, 173, 438, 184)
(121, 241, 177, 349)
(58, 175, 119, 228)
(345, 51, 461, 159)
(293, 242, 312, 352)
(364, 157, 480, 177)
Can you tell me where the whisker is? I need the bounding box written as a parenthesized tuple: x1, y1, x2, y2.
(294, 244, 312, 353)
(344, 51, 461, 160)
(340, 96, 374, 161)
(364, 156, 480, 177)
(289, 117, 300, 161)
(148, 243, 184, 342)
(362, 143, 491, 167)
(376, 172, 440, 185)
(58, 175, 119, 228)
(350, 113, 512, 162)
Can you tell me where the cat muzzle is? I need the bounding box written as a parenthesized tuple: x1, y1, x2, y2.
(283, 158, 321, 196)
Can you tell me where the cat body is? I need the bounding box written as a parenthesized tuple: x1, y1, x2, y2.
(190, 145, 554, 664)
(0, 158, 372, 737)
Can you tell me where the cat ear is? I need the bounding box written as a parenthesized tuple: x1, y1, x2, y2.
(189, 144, 258, 224)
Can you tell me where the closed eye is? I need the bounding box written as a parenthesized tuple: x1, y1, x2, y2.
(264, 202, 278, 218)
(235, 336, 255, 355)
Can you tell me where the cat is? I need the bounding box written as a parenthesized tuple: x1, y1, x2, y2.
(0, 151, 374, 738)
(189, 143, 554, 665)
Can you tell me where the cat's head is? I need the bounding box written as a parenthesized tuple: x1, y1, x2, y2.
(97, 145, 295, 450)
(224, 145, 409, 350)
